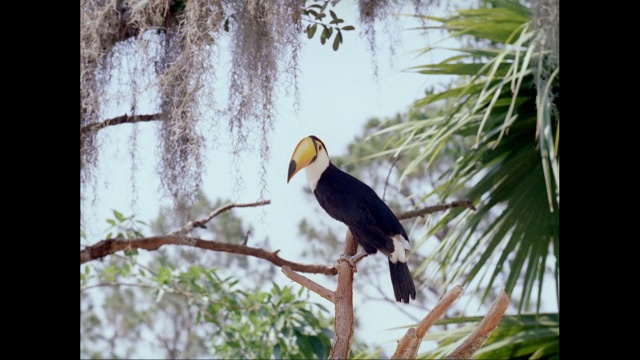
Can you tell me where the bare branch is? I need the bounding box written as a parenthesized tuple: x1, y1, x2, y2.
(80, 113, 161, 135)
(445, 290, 510, 359)
(329, 229, 358, 359)
(416, 285, 464, 338)
(281, 266, 335, 303)
(80, 236, 337, 275)
(397, 200, 476, 220)
(392, 285, 464, 359)
(170, 200, 271, 235)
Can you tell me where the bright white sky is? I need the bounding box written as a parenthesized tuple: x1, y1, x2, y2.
(81, 1, 555, 357)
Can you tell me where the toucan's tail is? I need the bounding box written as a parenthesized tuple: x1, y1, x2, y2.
(388, 260, 417, 303)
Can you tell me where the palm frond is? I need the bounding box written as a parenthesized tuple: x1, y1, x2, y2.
(369, 0, 559, 312)
(419, 314, 559, 359)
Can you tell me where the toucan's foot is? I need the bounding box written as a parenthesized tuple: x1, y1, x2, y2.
(337, 251, 369, 269)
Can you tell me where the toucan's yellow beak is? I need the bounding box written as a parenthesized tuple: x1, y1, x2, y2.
(288, 137, 317, 183)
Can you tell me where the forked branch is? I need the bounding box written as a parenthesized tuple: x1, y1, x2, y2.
(392, 286, 510, 359)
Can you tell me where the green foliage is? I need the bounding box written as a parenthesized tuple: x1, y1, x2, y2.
(302, 0, 355, 51)
(104, 209, 146, 241)
(211, 282, 333, 359)
(368, 0, 559, 314)
(82, 254, 333, 358)
(420, 314, 559, 359)
(82, 203, 333, 358)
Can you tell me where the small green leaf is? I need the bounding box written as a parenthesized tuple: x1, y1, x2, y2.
(308, 23, 317, 39)
(124, 249, 138, 256)
(341, 25, 355, 31)
(333, 32, 341, 50)
(106, 219, 116, 226)
(113, 210, 125, 222)
(329, 10, 337, 20)
(106, 232, 113, 239)
(329, 19, 344, 24)
(139, 268, 146, 277)
(122, 263, 131, 275)
(308, 4, 322, 9)
(316, 12, 326, 20)
(320, 0, 329, 13)
(85, 266, 90, 275)
(320, 27, 329, 44)
(307, 9, 319, 18)
(224, 18, 229, 32)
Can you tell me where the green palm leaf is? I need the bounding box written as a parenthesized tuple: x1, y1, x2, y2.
(419, 314, 559, 359)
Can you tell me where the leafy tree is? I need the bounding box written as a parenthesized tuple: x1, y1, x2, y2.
(81, 206, 335, 358)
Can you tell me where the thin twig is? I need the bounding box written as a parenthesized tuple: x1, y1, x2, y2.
(170, 200, 271, 235)
(281, 266, 335, 303)
(397, 200, 476, 220)
(80, 282, 158, 293)
(382, 156, 402, 201)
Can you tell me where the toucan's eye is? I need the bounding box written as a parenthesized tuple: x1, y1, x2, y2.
(319, 145, 323, 150)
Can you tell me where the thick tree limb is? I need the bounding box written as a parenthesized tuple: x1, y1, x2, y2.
(329, 230, 358, 359)
(170, 200, 271, 235)
(392, 285, 464, 359)
(80, 113, 161, 136)
(445, 290, 510, 359)
(397, 200, 476, 220)
(80, 236, 337, 275)
(282, 266, 335, 303)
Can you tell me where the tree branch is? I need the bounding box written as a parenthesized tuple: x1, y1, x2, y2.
(80, 236, 337, 275)
(329, 229, 358, 359)
(281, 266, 335, 303)
(392, 285, 464, 359)
(170, 200, 271, 235)
(80, 113, 161, 136)
(397, 200, 476, 220)
(445, 290, 510, 359)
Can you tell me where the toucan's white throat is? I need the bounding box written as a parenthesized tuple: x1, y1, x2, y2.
(305, 148, 330, 191)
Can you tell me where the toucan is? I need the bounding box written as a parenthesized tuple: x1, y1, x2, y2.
(287, 135, 417, 303)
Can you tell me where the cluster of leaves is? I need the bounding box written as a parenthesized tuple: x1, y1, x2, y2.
(82, 256, 334, 358)
(210, 281, 333, 359)
(81, 203, 338, 358)
(302, 1, 355, 50)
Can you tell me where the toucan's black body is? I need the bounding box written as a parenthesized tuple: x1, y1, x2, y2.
(288, 135, 417, 303)
(314, 163, 416, 303)
(314, 163, 404, 254)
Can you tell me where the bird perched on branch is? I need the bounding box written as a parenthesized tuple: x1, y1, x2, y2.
(287, 135, 416, 303)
